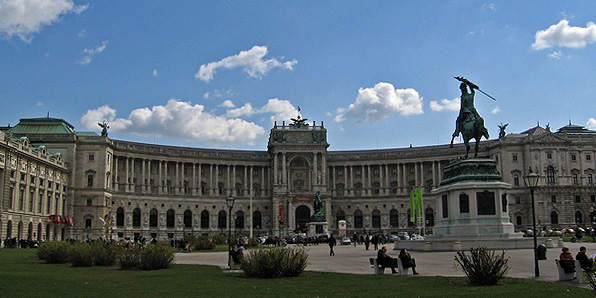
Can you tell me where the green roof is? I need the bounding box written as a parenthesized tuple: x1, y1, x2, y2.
(11, 117, 75, 134)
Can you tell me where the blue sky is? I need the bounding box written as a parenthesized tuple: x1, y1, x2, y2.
(2, 1, 596, 151)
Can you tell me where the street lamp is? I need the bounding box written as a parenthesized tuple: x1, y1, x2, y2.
(226, 194, 236, 267)
(523, 167, 540, 277)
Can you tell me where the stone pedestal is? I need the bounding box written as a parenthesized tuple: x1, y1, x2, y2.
(396, 158, 539, 251)
(307, 222, 328, 237)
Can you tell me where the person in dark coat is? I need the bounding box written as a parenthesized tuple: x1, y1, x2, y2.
(377, 246, 397, 274)
(576, 246, 594, 271)
(328, 234, 337, 256)
(399, 248, 419, 275)
(364, 234, 370, 250)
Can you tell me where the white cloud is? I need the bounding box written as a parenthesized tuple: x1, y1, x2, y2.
(36, 102, 44, 106)
(78, 29, 86, 38)
(0, 0, 88, 43)
(220, 100, 236, 108)
(195, 45, 297, 82)
(491, 106, 501, 114)
(547, 50, 563, 59)
(430, 98, 460, 112)
(587, 118, 596, 130)
(152, 69, 158, 76)
(334, 82, 423, 123)
(259, 98, 297, 123)
(532, 20, 596, 50)
(78, 40, 108, 65)
(80, 99, 291, 146)
(203, 88, 235, 99)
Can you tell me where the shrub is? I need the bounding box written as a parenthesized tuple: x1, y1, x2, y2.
(241, 247, 308, 278)
(37, 241, 71, 264)
(118, 246, 141, 270)
(91, 242, 119, 266)
(212, 235, 227, 245)
(139, 243, 175, 270)
(184, 234, 215, 251)
(455, 247, 509, 286)
(69, 242, 94, 267)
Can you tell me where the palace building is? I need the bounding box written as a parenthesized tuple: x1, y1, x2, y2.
(1, 116, 595, 241)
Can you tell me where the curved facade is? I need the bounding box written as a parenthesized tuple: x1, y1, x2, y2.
(2, 117, 596, 241)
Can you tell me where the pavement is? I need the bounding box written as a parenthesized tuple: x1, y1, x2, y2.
(175, 241, 595, 284)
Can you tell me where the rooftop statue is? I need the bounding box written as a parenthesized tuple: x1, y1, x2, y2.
(290, 106, 308, 128)
(450, 77, 491, 159)
(498, 123, 508, 139)
(98, 120, 109, 137)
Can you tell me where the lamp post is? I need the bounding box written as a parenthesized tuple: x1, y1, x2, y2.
(523, 167, 540, 277)
(226, 194, 235, 267)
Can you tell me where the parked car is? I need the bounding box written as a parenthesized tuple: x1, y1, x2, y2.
(340, 237, 352, 245)
(410, 234, 425, 240)
(397, 232, 410, 240)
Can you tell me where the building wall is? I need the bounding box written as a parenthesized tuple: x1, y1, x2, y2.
(3, 119, 596, 241)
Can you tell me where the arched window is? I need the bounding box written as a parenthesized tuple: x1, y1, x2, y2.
(516, 215, 522, 225)
(372, 209, 381, 228)
(149, 209, 158, 227)
(184, 210, 192, 228)
(27, 222, 33, 240)
(253, 211, 262, 229)
(235, 211, 244, 229)
(546, 166, 555, 185)
(336, 210, 346, 228)
(550, 211, 559, 224)
(513, 174, 519, 186)
(218, 210, 226, 228)
(6, 220, 12, 238)
(37, 223, 42, 241)
(85, 218, 92, 229)
(295, 206, 310, 231)
(389, 209, 398, 227)
(407, 209, 415, 227)
(201, 210, 209, 228)
(354, 210, 363, 228)
(133, 208, 141, 227)
(166, 209, 175, 228)
(116, 207, 124, 227)
(576, 211, 583, 224)
(425, 208, 434, 226)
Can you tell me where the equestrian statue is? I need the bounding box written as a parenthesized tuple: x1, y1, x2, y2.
(450, 77, 493, 159)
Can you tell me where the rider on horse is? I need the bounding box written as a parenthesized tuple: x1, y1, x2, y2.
(450, 78, 489, 157)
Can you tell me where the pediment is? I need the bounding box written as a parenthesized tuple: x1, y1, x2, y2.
(531, 132, 570, 144)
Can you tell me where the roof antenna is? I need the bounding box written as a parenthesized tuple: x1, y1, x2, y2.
(47, 111, 50, 118)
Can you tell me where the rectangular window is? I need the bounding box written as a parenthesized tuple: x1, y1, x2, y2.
(86, 198, 93, 206)
(30, 176, 35, 184)
(88, 154, 95, 161)
(442, 195, 449, 218)
(546, 153, 552, 159)
(575, 195, 581, 203)
(459, 193, 469, 213)
(87, 175, 94, 187)
(571, 154, 577, 161)
(587, 155, 592, 161)
(551, 195, 557, 203)
(8, 187, 14, 209)
(512, 154, 518, 162)
(515, 196, 521, 204)
(477, 191, 496, 215)
(573, 174, 578, 185)
(591, 195, 596, 203)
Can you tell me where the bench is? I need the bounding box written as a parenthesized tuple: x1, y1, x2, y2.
(555, 259, 576, 281)
(369, 257, 409, 275)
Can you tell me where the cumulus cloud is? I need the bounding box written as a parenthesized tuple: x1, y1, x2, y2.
(334, 82, 423, 123)
(152, 69, 158, 76)
(430, 98, 460, 112)
(0, 0, 88, 42)
(195, 45, 297, 82)
(588, 118, 596, 130)
(547, 50, 563, 59)
(204, 88, 234, 100)
(78, 40, 108, 65)
(80, 99, 299, 146)
(220, 100, 235, 108)
(491, 106, 501, 114)
(532, 20, 596, 50)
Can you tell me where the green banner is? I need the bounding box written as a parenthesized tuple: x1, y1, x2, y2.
(416, 187, 423, 223)
(410, 188, 415, 223)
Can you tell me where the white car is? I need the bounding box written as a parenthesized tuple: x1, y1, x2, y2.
(409, 234, 425, 240)
(340, 237, 352, 245)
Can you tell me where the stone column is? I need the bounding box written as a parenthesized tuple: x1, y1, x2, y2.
(158, 160, 162, 194)
(125, 157, 129, 192)
(114, 156, 119, 191)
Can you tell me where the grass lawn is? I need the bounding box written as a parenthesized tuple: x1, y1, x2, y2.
(0, 249, 592, 298)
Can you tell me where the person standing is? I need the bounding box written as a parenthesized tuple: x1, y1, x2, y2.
(353, 233, 358, 247)
(328, 234, 337, 256)
(364, 234, 370, 250)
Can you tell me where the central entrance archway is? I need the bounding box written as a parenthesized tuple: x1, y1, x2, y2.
(295, 205, 310, 232)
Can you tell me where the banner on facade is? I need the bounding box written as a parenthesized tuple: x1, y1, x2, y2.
(279, 205, 284, 223)
(292, 196, 313, 201)
(338, 220, 347, 232)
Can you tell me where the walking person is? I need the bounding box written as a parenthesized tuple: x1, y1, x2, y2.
(353, 233, 358, 247)
(328, 234, 337, 256)
(364, 234, 370, 250)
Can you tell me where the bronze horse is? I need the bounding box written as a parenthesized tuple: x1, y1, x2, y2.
(451, 116, 489, 159)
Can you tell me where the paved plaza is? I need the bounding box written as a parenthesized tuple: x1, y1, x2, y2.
(175, 241, 595, 284)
